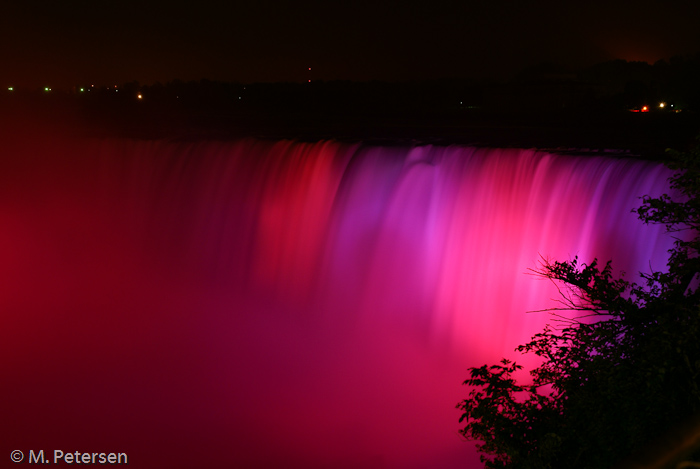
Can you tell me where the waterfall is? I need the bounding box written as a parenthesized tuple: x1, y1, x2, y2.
(0, 137, 674, 467)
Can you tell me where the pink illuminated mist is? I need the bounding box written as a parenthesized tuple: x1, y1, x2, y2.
(0, 137, 674, 467)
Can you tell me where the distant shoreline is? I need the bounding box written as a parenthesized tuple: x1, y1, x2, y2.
(0, 90, 697, 158)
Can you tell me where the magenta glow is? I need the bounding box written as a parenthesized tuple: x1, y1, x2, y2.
(0, 137, 674, 468)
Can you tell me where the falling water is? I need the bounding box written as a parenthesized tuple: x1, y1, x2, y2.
(0, 136, 674, 467)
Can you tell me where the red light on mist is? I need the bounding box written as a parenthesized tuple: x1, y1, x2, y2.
(0, 137, 676, 468)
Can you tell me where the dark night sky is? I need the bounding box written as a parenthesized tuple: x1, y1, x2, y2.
(2, 0, 700, 89)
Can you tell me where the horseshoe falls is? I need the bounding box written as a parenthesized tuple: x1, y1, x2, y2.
(0, 136, 674, 468)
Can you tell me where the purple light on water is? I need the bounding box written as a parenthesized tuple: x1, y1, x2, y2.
(0, 137, 675, 467)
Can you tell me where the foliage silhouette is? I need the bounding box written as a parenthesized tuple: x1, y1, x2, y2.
(457, 141, 700, 468)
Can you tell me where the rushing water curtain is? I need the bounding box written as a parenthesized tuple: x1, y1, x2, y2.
(0, 137, 675, 467)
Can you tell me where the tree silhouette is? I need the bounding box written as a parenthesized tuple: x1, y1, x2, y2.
(458, 141, 700, 468)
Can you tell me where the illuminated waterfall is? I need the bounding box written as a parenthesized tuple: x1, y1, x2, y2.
(1, 137, 674, 467)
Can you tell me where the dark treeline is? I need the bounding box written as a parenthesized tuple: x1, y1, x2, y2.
(2, 55, 699, 152)
(12, 54, 698, 114)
